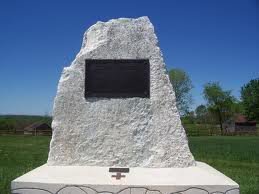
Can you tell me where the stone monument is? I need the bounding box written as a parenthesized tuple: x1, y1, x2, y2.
(12, 17, 239, 194)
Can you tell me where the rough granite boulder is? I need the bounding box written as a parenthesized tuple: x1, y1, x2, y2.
(47, 16, 196, 168)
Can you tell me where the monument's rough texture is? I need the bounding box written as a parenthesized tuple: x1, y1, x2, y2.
(47, 16, 195, 167)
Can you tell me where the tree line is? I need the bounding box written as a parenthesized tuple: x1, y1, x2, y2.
(169, 68, 259, 135)
(0, 115, 51, 133)
(0, 69, 258, 136)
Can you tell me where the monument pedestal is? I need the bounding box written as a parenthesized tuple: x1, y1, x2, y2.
(11, 162, 239, 194)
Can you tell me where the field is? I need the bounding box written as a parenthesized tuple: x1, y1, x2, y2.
(190, 136, 259, 194)
(0, 136, 258, 194)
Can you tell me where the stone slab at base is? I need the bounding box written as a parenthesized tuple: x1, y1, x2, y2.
(11, 162, 239, 194)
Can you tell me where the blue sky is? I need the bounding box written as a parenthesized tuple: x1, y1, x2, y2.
(0, 0, 258, 115)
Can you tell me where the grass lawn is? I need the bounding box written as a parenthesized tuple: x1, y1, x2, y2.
(0, 135, 50, 194)
(0, 136, 258, 194)
(189, 136, 259, 194)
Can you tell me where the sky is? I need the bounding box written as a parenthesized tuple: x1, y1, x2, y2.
(0, 0, 258, 115)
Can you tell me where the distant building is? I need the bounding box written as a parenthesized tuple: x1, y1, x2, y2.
(223, 115, 257, 134)
(24, 122, 52, 136)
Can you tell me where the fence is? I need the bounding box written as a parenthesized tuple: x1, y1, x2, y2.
(183, 123, 259, 136)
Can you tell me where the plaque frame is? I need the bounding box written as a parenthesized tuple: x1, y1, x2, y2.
(85, 59, 150, 98)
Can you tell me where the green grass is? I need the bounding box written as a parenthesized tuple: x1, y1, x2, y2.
(0, 136, 259, 194)
(0, 135, 50, 194)
(189, 136, 259, 194)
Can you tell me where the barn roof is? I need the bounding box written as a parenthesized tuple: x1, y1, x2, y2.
(235, 115, 256, 124)
(24, 122, 51, 131)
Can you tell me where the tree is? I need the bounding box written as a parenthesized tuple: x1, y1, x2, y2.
(0, 120, 9, 131)
(203, 82, 236, 135)
(0, 119, 14, 132)
(181, 111, 196, 124)
(241, 78, 259, 121)
(231, 101, 244, 115)
(169, 68, 193, 115)
(195, 105, 207, 123)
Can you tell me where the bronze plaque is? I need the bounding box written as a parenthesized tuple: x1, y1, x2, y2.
(85, 59, 150, 98)
(109, 168, 130, 173)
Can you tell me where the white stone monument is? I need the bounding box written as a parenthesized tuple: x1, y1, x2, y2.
(12, 17, 239, 194)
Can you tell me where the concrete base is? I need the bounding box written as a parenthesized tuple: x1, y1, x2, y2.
(11, 162, 239, 194)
